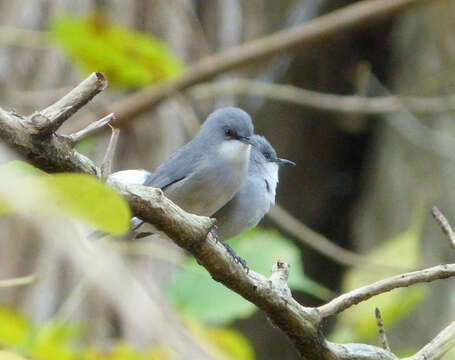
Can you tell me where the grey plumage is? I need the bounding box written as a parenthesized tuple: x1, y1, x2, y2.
(107, 107, 255, 236)
(213, 135, 294, 241)
(143, 107, 254, 216)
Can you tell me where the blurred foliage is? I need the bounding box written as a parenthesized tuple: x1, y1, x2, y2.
(168, 228, 332, 324)
(0, 161, 131, 234)
(0, 305, 251, 360)
(50, 10, 183, 88)
(186, 318, 254, 360)
(329, 200, 428, 348)
(0, 351, 28, 360)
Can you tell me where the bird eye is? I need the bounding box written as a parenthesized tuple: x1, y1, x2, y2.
(224, 128, 233, 137)
(263, 151, 271, 159)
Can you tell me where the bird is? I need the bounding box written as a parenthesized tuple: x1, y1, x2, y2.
(213, 134, 295, 241)
(144, 107, 254, 216)
(106, 107, 255, 236)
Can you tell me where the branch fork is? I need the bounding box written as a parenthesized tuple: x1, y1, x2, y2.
(1, 73, 455, 360)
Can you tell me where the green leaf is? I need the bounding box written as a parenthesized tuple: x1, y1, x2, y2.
(329, 200, 428, 342)
(0, 161, 46, 215)
(44, 174, 131, 234)
(0, 162, 131, 234)
(0, 161, 46, 177)
(204, 327, 255, 360)
(50, 12, 183, 88)
(185, 319, 254, 360)
(0, 306, 29, 347)
(168, 228, 331, 324)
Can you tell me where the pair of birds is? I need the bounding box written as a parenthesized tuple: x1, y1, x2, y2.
(108, 107, 294, 243)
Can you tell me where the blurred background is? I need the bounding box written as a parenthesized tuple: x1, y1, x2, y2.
(1, 0, 455, 359)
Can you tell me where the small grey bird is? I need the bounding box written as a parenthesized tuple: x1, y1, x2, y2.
(143, 107, 254, 216)
(213, 135, 295, 241)
(106, 107, 255, 237)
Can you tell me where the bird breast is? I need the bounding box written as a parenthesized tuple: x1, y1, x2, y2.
(218, 140, 251, 165)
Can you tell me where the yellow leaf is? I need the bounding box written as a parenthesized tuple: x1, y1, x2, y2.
(0, 351, 29, 360)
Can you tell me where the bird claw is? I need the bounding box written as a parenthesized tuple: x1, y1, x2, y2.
(209, 227, 249, 272)
(222, 242, 249, 273)
(210, 227, 220, 243)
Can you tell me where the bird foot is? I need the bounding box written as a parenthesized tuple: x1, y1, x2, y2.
(223, 243, 249, 273)
(210, 227, 220, 243)
(209, 228, 249, 272)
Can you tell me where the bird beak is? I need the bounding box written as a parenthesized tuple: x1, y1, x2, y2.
(236, 135, 255, 146)
(276, 158, 296, 166)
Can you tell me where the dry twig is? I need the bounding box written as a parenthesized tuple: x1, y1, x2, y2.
(65, 112, 115, 145)
(375, 307, 391, 352)
(101, 126, 120, 181)
(190, 79, 455, 115)
(0, 274, 36, 288)
(269, 204, 373, 267)
(431, 206, 455, 248)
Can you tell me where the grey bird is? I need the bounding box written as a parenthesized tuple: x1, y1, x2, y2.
(107, 107, 255, 236)
(143, 107, 254, 216)
(213, 135, 295, 241)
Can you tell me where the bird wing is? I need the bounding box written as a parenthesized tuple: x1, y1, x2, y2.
(144, 141, 202, 190)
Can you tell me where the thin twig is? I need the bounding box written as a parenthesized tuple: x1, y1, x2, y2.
(318, 264, 455, 318)
(66, 112, 115, 145)
(190, 79, 454, 114)
(91, 0, 433, 131)
(431, 206, 455, 248)
(375, 307, 391, 352)
(0, 274, 36, 288)
(268, 204, 380, 268)
(101, 126, 120, 181)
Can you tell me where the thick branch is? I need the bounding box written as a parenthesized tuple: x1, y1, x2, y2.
(31, 72, 107, 136)
(102, 0, 433, 129)
(318, 264, 455, 318)
(107, 182, 329, 359)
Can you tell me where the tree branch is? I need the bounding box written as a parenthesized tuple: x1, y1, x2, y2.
(431, 206, 455, 248)
(190, 79, 455, 114)
(317, 264, 455, 318)
(65, 112, 115, 145)
(405, 322, 455, 360)
(31, 72, 107, 137)
(268, 204, 378, 268)
(101, 126, 120, 181)
(375, 307, 391, 352)
(96, 0, 433, 130)
(2, 72, 455, 360)
(0, 274, 36, 288)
